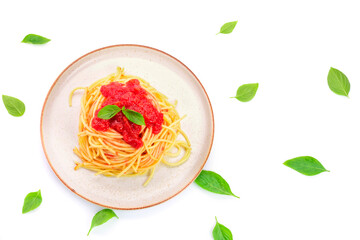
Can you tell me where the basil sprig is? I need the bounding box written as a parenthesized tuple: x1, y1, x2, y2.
(22, 190, 42, 214)
(121, 106, 145, 125)
(88, 209, 119, 235)
(283, 156, 330, 176)
(195, 170, 239, 198)
(232, 83, 259, 102)
(21, 34, 51, 44)
(97, 105, 145, 126)
(327, 67, 350, 97)
(217, 21, 238, 35)
(213, 217, 233, 240)
(2, 95, 26, 117)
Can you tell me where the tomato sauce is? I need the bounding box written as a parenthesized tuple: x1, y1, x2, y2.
(91, 79, 163, 149)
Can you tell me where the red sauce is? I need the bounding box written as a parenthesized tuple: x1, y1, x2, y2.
(91, 79, 163, 149)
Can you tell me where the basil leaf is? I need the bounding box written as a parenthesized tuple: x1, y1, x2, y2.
(232, 83, 259, 102)
(88, 209, 119, 236)
(213, 217, 233, 240)
(122, 107, 145, 125)
(195, 170, 239, 198)
(2, 95, 26, 117)
(22, 190, 42, 214)
(327, 67, 350, 97)
(97, 105, 121, 119)
(283, 156, 330, 176)
(21, 34, 51, 44)
(217, 21, 238, 34)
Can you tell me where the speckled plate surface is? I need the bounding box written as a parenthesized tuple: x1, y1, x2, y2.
(41, 44, 214, 209)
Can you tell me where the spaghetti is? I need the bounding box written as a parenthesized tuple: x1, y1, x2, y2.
(70, 67, 191, 186)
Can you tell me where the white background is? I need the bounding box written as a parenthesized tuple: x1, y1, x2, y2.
(1, 0, 360, 239)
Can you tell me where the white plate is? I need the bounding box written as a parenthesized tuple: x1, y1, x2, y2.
(41, 44, 214, 209)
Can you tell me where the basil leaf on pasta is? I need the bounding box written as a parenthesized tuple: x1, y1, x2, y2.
(22, 190, 42, 214)
(97, 105, 121, 119)
(122, 107, 146, 125)
(21, 34, 51, 44)
(195, 170, 239, 198)
(88, 209, 118, 236)
(2, 95, 26, 117)
(213, 217, 233, 240)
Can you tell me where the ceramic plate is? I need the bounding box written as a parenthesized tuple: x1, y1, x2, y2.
(41, 44, 214, 209)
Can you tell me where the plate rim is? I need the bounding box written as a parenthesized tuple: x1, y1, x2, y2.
(40, 44, 215, 210)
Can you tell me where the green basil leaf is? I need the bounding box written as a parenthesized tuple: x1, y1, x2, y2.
(22, 190, 42, 214)
(97, 105, 121, 119)
(122, 107, 145, 125)
(213, 217, 233, 240)
(232, 83, 259, 102)
(21, 34, 51, 44)
(195, 170, 239, 198)
(2, 95, 26, 117)
(88, 209, 119, 236)
(327, 67, 350, 97)
(217, 21, 238, 34)
(283, 156, 330, 176)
